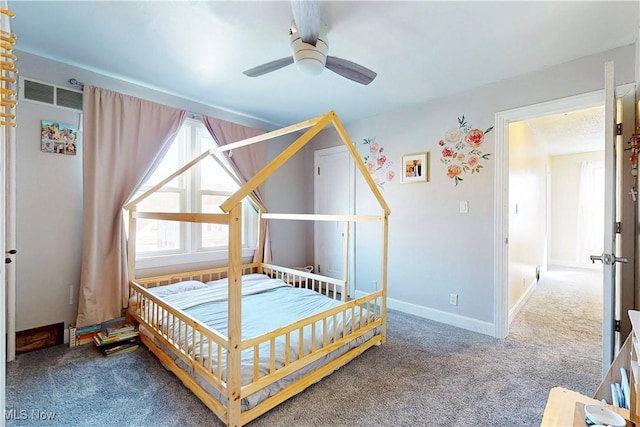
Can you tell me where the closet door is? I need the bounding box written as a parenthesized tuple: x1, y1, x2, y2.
(314, 146, 354, 293)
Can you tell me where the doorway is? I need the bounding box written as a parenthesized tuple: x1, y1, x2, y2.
(507, 105, 605, 360)
(494, 90, 607, 336)
(494, 83, 637, 366)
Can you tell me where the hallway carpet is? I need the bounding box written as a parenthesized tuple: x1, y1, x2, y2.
(508, 266, 602, 361)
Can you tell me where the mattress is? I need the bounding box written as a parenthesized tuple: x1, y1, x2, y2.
(136, 274, 379, 410)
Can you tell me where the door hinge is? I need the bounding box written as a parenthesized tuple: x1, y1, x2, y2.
(5, 248, 16, 264)
(615, 320, 621, 332)
(317, 167, 320, 175)
(617, 123, 623, 136)
(616, 221, 622, 233)
(317, 264, 321, 273)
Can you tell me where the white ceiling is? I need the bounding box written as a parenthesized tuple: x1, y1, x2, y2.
(7, 1, 640, 127)
(526, 106, 605, 156)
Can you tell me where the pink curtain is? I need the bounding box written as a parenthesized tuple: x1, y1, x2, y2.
(200, 116, 271, 263)
(76, 85, 186, 327)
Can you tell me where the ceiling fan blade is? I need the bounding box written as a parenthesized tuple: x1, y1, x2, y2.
(243, 57, 294, 77)
(291, 0, 320, 44)
(325, 56, 377, 85)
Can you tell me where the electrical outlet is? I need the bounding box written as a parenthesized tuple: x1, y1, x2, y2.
(449, 293, 458, 306)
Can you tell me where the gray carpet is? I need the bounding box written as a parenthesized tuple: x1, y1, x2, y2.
(508, 266, 602, 361)
(6, 285, 601, 427)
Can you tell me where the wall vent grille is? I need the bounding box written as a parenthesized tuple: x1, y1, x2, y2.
(21, 78, 83, 111)
(56, 88, 83, 110)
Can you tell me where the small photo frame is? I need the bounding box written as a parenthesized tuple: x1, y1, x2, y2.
(401, 152, 429, 183)
(41, 120, 78, 155)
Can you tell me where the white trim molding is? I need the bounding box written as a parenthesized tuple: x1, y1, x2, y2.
(508, 279, 538, 325)
(494, 89, 605, 339)
(354, 290, 495, 336)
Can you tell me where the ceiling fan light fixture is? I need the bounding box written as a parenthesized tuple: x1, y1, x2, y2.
(290, 32, 328, 75)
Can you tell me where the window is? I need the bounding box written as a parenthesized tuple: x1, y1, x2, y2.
(131, 119, 258, 268)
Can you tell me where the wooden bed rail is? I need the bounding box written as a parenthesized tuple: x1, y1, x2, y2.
(133, 263, 346, 302)
(239, 290, 383, 397)
(128, 266, 383, 426)
(134, 263, 261, 288)
(262, 263, 346, 302)
(129, 281, 230, 396)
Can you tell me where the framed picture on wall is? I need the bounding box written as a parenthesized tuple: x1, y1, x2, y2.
(401, 152, 429, 183)
(41, 120, 78, 155)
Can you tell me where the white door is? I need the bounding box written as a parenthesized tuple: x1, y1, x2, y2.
(591, 61, 624, 376)
(314, 146, 354, 289)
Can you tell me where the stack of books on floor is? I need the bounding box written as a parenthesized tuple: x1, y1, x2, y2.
(69, 324, 101, 348)
(93, 323, 140, 357)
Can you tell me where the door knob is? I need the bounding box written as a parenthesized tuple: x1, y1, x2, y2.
(590, 253, 629, 265)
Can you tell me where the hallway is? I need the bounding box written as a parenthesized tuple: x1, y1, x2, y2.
(509, 266, 602, 361)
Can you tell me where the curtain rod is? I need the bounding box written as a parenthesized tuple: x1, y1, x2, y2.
(67, 78, 201, 119)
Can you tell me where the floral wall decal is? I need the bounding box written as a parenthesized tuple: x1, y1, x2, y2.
(362, 137, 394, 188)
(438, 116, 493, 185)
(438, 116, 493, 186)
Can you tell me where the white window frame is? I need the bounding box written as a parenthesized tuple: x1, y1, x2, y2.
(134, 118, 257, 270)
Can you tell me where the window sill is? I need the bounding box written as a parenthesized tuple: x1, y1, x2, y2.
(135, 248, 256, 271)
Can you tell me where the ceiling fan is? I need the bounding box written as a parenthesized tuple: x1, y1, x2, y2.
(242, 1, 377, 85)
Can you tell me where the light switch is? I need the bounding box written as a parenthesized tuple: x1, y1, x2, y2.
(459, 201, 469, 214)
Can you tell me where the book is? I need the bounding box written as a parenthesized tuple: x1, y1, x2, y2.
(105, 323, 136, 337)
(93, 330, 139, 347)
(76, 324, 101, 334)
(104, 344, 139, 357)
(77, 335, 98, 346)
(70, 323, 103, 348)
(621, 368, 631, 410)
(96, 337, 140, 357)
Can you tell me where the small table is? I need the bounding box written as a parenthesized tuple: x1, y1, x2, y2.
(540, 387, 633, 426)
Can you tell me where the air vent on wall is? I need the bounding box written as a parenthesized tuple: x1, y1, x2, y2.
(56, 88, 83, 110)
(24, 79, 53, 104)
(20, 78, 83, 111)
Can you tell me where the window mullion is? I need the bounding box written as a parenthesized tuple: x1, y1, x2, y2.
(134, 118, 258, 264)
(190, 124, 200, 253)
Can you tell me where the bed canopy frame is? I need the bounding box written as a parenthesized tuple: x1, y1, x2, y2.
(124, 110, 390, 426)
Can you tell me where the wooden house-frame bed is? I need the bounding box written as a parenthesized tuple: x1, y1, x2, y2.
(125, 111, 390, 427)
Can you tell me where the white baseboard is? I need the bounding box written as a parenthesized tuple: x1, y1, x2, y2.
(548, 260, 600, 270)
(355, 289, 495, 336)
(508, 279, 538, 325)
